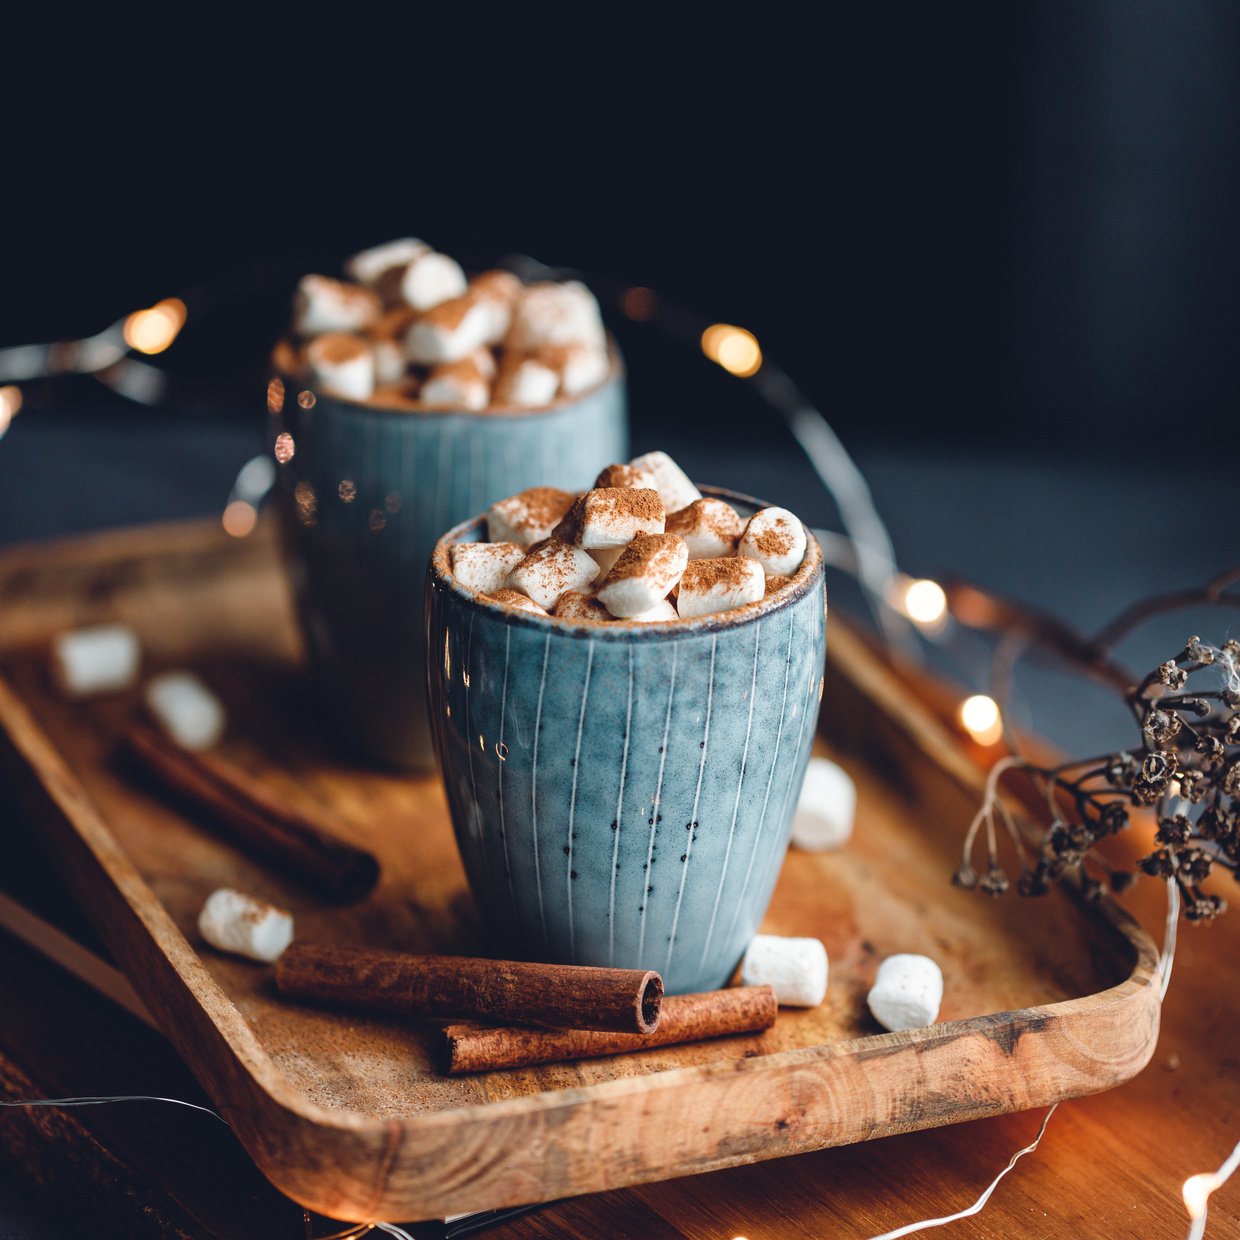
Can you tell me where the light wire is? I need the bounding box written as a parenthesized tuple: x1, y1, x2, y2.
(865, 1104, 1058, 1240)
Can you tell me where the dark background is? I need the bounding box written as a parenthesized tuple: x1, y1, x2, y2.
(4, 3, 1239, 448)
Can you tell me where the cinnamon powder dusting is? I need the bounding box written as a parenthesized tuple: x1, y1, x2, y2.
(681, 557, 758, 590)
(604, 532, 686, 581)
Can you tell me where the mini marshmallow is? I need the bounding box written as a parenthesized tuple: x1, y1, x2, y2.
(555, 590, 610, 620)
(400, 251, 469, 312)
(593, 462, 659, 491)
(470, 270, 523, 343)
(305, 333, 376, 401)
(145, 671, 226, 751)
(51, 624, 140, 698)
(508, 280, 607, 351)
(675, 557, 765, 619)
(630, 599, 678, 623)
(739, 507, 808, 577)
(487, 487, 577, 547)
(372, 379, 421, 407)
(450, 542, 525, 594)
(372, 338, 407, 386)
(589, 545, 626, 576)
(596, 532, 688, 618)
(741, 934, 828, 1007)
(628, 451, 702, 514)
(421, 355, 491, 410)
(535, 342, 610, 395)
(488, 588, 550, 617)
(492, 355, 560, 407)
(790, 757, 857, 851)
(764, 574, 792, 595)
(404, 293, 495, 365)
(469, 347, 497, 380)
(506, 539, 600, 612)
(198, 888, 293, 963)
(867, 954, 944, 1031)
(666, 498, 744, 559)
(293, 275, 381, 336)
(576, 488, 665, 549)
(344, 237, 429, 288)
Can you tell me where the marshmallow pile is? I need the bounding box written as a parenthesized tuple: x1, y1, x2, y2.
(283, 238, 611, 411)
(449, 450, 808, 624)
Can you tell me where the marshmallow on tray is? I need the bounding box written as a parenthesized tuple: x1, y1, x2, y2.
(198, 888, 294, 963)
(666, 497, 744, 559)
(421, 354, 492, 410)
(450, 542, 526, 594)
(487, 588, 549, 617)
(400, 251, 468, 312)
(293, 275, 381, 336)
(145, 671, 226, 751)
(628, 450, 702, 514)
(741, 934, 828, 1007)
(492, 355, 560, 407)
(487, 487, 577, 547)
(867, 954, 944, 1031)
(790, 757, 857, 851)
(676, 557, 765, 619)
(506, 540, 600, 612)
(51, 624, 141, 698)
(305, 333, 376, 401)
(344, 238, 428, 289)
(405, 293, 495, 365)
(739, 507, 808, 577)
(595, 532, 688, 618)
(508, 280, 607, 352)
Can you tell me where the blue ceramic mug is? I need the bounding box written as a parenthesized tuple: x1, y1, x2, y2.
(426, 489, 827, 994)
(268, 360, 627, 771)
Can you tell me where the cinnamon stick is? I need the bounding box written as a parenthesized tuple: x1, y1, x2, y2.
(275, 942, 662, 1034)
(440, 986, 778, 1074)
(122, 723, 379, 903)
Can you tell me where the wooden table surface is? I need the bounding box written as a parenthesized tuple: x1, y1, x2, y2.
(1, 738, 1237, 1240)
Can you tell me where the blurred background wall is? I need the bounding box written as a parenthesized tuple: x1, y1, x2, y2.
(3, 3, 1236, 453)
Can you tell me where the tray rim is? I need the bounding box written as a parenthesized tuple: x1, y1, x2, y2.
(0, 521, 1163, 1221)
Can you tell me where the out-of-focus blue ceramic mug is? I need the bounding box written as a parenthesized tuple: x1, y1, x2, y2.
(426, 488, 827, 994)
(268, 358, 627, 771)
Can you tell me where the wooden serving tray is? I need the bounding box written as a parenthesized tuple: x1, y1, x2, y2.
(0, 519, 1160, 1223)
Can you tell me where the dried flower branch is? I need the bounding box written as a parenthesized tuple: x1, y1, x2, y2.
(953, 607, 1240, 921)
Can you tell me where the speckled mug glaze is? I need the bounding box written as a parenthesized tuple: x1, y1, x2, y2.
(426, 489, 827, 994)
(268, 363, 627, 771)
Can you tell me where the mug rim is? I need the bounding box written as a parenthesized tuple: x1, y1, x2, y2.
(428, 485, 826, 641)
(271, 342, 624, 422)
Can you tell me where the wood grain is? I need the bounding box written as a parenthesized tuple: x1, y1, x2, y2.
(0, 519, 1161, 1222)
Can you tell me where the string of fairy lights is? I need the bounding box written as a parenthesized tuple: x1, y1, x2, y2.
(0, 270, 1234, 1237)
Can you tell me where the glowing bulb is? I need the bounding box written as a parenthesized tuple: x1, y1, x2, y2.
(620, 286, 658, 320)
(123, 298, 186, 355)
(900, 578, 948, 627)
(1183, 1173, 1216, 1220)
(222, 500, 257, 538)
(0, 386, 23, 418)
(701, 324, 762, 377)
(959, 694, 1003, 745)
(0, 386, 19, 439)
